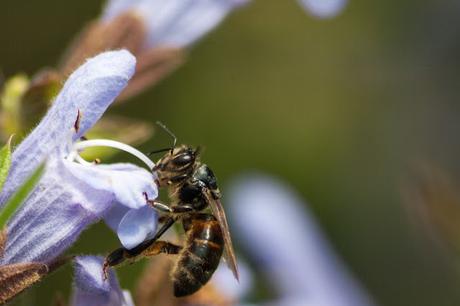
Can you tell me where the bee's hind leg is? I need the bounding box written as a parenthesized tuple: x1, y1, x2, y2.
(102, 241, 181, 280)
(103, 247, 135, 280)
(142, 240, 182, 257)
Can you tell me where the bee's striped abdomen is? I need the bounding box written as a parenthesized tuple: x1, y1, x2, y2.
(173, 214, 224, 297)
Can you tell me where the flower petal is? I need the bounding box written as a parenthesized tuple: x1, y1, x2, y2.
(103, 0, 250, 48)
(226, 173, 375, 306)
(297, 0, 347, 19)
(121, 291, 135, 306)
(117, 205, 158, 249)
(63, 160, 159, 250)
(0, 50, 136, 207)
(72, 256, 132, 306)
(62, 161, 157, 210)
(1, 158, 113, 264)
(143, 0, 250, 48)
(104, 204, 131, 232)
(103, 0, 143, 21)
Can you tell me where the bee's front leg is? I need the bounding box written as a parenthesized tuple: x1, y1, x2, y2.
(143, 192, 173, 213)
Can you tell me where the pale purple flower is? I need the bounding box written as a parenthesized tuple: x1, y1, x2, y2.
(297, 0, 347, 19)
(0, 50, 159, 265)
(102, 0, 250, 48)
(71, 256, 134, 306)
(226, 173, 376, 306)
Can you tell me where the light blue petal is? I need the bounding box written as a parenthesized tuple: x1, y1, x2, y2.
(142, 0, 250, 48)
(121, 291, 135, 306)
(62, 161, 157, 210)
(117, 205, 158, 249)
(1, 158, 114, 264)
(297, 0, 347, 19)
(68, 50, 136, 141)
(0, 50, 136, 207)
(72, 256, 131, 306)
(227, 174, 375, 306)
(102, 0, 143, 21)
(103, 0, 250, 48)
(104, 204, 130, 232)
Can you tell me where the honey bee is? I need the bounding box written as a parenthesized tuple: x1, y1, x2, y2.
(103, 123, 238, 297)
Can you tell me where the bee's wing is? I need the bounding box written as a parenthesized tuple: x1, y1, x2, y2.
(203, 189, 239, 281)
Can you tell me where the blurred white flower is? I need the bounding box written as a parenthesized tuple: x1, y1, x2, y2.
(297, 0, 347, 19)
(226, 173, 376, 306)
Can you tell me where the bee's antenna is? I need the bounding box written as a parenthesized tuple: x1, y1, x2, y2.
(155, 121, 177, 154)
(147, 147, 173, 156)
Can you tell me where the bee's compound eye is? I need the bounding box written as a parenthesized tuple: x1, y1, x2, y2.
(173, 153, 193, 166)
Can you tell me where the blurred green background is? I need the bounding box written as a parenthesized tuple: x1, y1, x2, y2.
(2, 0, 460, 305)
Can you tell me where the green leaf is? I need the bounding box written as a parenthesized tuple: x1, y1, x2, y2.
(0, 163, 45, 228)
(0, 136, 12, 191)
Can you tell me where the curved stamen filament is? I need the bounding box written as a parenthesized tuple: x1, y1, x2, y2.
(74, 153, 93, 166)
(70, 139, 155, 169)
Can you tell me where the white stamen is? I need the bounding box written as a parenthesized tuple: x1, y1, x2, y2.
(71, 139, 155, 169)
(74, 153, 94, 166)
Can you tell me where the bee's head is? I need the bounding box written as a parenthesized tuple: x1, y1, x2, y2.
(153, 145, 199, 186)
(168, 145, 199, 169)
(149, 122, 198, 172)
